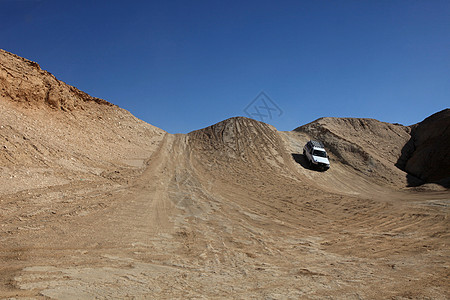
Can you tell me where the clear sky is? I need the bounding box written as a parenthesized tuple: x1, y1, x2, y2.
(2, 0, 449, 133)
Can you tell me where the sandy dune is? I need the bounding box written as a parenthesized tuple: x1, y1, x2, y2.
(1, 49, 449, 299)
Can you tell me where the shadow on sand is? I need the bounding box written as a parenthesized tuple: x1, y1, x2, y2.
(394, 132, 425, 187)
(291, 153, 327, 172)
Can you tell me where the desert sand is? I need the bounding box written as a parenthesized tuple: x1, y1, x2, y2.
(1, 49, 449, 299)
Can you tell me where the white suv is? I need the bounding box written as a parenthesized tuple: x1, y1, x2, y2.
(303, 140, 330, 170)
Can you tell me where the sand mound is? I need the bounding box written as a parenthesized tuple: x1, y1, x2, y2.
(188, 117, 291, 173)
(294, 117, 414, 187)
(0, 49, 165, 194)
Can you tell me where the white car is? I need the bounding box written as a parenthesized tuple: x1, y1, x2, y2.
(303, 140, 330, 171)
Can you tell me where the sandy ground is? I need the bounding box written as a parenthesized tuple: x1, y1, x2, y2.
(1, 120, 449, 299)
(1, 49, 449, 299)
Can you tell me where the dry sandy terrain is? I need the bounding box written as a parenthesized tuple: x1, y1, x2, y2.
(1, 49, 449, 299)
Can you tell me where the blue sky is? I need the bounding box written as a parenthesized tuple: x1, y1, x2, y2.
(1, 0, 449, 133)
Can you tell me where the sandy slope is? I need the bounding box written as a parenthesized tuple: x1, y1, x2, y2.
(1, 50, 449, 299)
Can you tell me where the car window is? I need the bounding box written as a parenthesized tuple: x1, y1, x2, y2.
(313, 150, 327, 158)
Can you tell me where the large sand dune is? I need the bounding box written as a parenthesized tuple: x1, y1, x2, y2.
(1, 49, 449, 299)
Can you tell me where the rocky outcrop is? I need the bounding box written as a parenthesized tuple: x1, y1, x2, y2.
(0, 49, 112, 111)
(397, 109, 450, 187)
